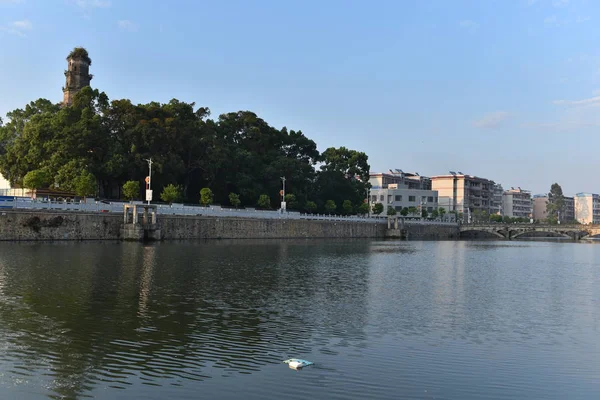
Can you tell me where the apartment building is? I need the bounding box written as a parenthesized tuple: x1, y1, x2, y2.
(430, 172, 495, 216)
(533, 195, 575, 222)
(369, 170, 437, 215)
(492, 184, 504, 215)
(574, 193, 600, 224)
(369, 169, 431, 190)
(502, 188, 532, 218)
(370, 186, 439, 215)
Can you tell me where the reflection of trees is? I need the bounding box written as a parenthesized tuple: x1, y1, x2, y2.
(0, 239, 373, 398)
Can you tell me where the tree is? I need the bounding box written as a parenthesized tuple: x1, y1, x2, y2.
(160, 184, 181, 204)
(23, 169, 51, 191)
(122, 180, 140, 201)
(357, 202, 369, 215)
(547, 183, 565, 221)
(431, 209, 439, 219)
(305, 200, 317, 214)
(490, 214, 503, 223)
(421, 209, 428, 218)
(387, 207, 397, 216)
(257, 194, 271, 209)
(324, 199, 337, 214)
(400, 207, 409, 216)
(200, 187, 214, 207)
(407, 206, 418, 216)
(74, 171, 96, 198)
(342, 199, 353, 215)
(372, 203, 384, 215)
(229, 192, 241, 208)
(284, 193, 298, 210)
(438, 207, 446, 218)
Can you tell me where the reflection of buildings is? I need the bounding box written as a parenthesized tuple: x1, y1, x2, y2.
(575, 193, 600, 224)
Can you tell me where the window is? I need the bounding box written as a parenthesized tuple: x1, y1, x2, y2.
(380, 195, 384, 201)
(395, 206, 402, 211)
(428, 196, 434, 202)
(371, 195, 377, 202)
(395, 195, 402, 201)
(409, 196, 416, 202)
(434, 197, 438, 203)
(421, 196, 427, 202)
(427, 207, 433, 212)
(387, 195, 392, 203)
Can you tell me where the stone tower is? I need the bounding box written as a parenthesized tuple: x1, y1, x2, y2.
(63, 47, 93, 105)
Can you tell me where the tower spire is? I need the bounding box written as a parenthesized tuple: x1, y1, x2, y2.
(63, 47, 93, 106)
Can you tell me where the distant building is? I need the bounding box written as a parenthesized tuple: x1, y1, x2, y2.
(369, 169, 431, 190)
(430, 172, 495, 217)
(63, 47, 93, 106)
(492, 184, 504, 215)
(370, 187, 439, 215)
(574, 193, 600, 224)
(0, 173, 9, 191)
(369, 170, 437, 215)
(502, 188, 532, 218)
(533, 194, 575, 222)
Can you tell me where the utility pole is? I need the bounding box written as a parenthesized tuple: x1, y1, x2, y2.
(280, 176, 286, 211)
(145, 158, 153, 205)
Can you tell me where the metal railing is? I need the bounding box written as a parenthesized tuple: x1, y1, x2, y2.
(0, 197, 458, 226)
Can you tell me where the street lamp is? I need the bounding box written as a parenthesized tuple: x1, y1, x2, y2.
(280, 176, 286, 211)
(145, 158, 153, 205)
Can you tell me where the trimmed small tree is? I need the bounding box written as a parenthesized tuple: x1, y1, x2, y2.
(305, 200, 317, 214)
(387, 207, 397, 216)
(342, 200, 353, 215)
(372, 203, 384, 215)
(229, 192, 241, 208)
(400, 207, 409, 216)
(438, 207, 446, 218)
(75, 171, 96, 200)
(257, 194, 271, 209)
(23, 169, 52, 192)
(200, 187, 214, 207)
(408, 206, 418, 216)
(431, 209, 439, 219)
(122, 180, 140, 201)
(284, 194, 297, 210)
(357, 202, 370, 215)
(324, 200, 337, 214)
(160, 184, 181, 205)
(421, 209, 428, 218)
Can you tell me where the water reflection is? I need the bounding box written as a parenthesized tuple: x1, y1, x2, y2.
(0, 240, 598, 400)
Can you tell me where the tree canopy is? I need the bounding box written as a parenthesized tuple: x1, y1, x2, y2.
(0, 89, 370, 212)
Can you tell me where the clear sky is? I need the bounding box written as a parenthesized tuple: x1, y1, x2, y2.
(1, 0, 599, 195)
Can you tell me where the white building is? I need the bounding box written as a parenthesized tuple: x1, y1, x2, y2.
(574, 193, 600, 224)
(502, 188, 532, 218)
(369, 170, 438, 215)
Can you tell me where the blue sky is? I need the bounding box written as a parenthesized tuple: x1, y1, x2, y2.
(1, 0, 599, 195)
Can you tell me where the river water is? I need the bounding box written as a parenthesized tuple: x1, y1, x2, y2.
(0, 240, 598, 399)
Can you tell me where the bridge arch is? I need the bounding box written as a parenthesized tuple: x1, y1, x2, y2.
(511, 230, 571, 239)
(459, 227, 506, 239)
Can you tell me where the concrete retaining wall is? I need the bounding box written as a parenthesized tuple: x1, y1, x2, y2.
(0, 210, 458, 241)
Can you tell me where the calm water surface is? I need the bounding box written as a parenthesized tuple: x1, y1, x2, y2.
(0, 240, 598, 399)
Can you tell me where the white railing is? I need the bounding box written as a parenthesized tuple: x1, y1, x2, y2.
(0, 197, 458, 226)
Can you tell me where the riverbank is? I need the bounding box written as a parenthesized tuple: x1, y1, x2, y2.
(0, 210, 460, 241)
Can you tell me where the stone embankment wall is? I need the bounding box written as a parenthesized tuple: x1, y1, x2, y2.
(0, 210, 458, 241)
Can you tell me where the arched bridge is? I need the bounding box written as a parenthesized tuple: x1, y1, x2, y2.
(460, 224, 600, 240)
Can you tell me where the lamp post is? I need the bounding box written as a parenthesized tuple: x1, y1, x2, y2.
(280, 176, 286, 211)
(145, 158, 153, 205)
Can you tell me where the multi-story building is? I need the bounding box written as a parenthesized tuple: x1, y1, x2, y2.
(574, 193, 600, 224)
(369, 186, 439, 215)
(492, 183, 504, 215)
(533, 195, 575, 222)
(430, 172, 495, 217)
(369, 170, 437, 215)
(502, 188, 532, 218)
(369, 169, 431, 190)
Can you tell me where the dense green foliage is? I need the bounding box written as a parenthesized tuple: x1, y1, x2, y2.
(75, 171, 96, 197)
(387, 207, 396, 216)
(357, 202, 369, 215)
(122, 180, 140, 200)
(23, 169, 51, 190)
(68, 47, 92, 65)
(324, 200, 337, 214)
(228, 192, 241, 208)
(160, 184, 181, 204)
(257, 194, 271, 209)
(0, 89, 370, 212)
(546, 183, 565, 222)
(200, 187, 214, 207)
(372, 203, 383, 215)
